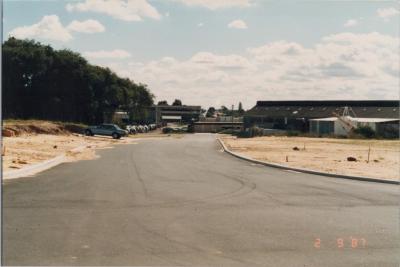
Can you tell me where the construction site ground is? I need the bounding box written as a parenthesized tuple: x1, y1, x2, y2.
(220, 135, 400, 181)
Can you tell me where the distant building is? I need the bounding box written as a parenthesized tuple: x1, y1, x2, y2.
(192, 121, 243, 133)
(150, 105, 201, 124)
(104, 110, 129, 124)
(244, 100, 399, 133)
(199, 116, 243, 123)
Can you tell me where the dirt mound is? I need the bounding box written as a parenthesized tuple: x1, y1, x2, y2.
(3, 120, 86, 137)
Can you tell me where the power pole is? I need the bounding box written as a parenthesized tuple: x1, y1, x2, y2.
(231, 104, 234, 131)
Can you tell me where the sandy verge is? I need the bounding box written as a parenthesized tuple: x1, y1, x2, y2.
(2, 134, 137, 172)
(220, 136, 400, 181)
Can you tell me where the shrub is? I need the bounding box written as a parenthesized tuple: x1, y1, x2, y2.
(287, 131, 300, 137)
(353, 125, 376, 138)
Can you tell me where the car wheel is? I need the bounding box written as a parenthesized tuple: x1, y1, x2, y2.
(85, 130, 93, 136)
(112, 133, 120, 139)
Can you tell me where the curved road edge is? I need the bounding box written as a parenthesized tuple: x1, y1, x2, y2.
(217, 137, 400, 185)
(2, 145, 87, 180)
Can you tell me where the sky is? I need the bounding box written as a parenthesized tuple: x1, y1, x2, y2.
(3, 0, 400, 109)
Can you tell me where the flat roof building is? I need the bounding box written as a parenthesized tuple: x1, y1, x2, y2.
(150, 105, 202, 124)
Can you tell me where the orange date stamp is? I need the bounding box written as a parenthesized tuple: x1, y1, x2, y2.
(314, 237, 367, 249)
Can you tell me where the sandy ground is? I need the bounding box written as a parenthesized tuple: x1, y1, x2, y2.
(221, 136, 400, 181)
(2, 134, 138, 172)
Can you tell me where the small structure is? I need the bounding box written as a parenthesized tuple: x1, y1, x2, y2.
(104, 110, 129, 124)
(192, 121, 243, 133)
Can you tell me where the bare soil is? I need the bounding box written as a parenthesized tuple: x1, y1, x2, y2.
(221, 136, 400, 181)
(2, 120, 137, 172)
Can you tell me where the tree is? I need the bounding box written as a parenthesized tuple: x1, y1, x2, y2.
(238, 102, 244, 115)
(157, 100, 168, 105)
(172, 99, 182, 106)
(206, 107, 216, 117)
(2, 37, 154, 124)
(220, 106, 229, 114)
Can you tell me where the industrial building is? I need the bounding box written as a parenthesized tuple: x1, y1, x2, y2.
(150, 105, 202, 124)
(244, 100, 399, 136)
(309, 117, 399, 137)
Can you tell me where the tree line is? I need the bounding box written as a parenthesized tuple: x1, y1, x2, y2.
(206, 103, 245, 117)
(2, 38, 154, 124)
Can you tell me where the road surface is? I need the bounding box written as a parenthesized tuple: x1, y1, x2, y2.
(3, 134, 399, 266)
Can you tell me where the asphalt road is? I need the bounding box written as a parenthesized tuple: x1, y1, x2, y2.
(3, 134, 399, 266)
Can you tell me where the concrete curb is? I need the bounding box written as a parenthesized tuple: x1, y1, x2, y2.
(3, 144, 88, 180)
(217, 138, 400, 185)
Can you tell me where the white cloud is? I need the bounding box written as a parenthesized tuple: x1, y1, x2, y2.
(228, 19, 247, 29)
(344, 19, 358, 27)
(197, 22, 204, 27)
(9, 16, 105, 42)
(174, 0, 253, 10)
(95, 32, 399, 108)
(377, 7, 399, 21)
(66, 0, 161, 21)
(9, 15, 72, 42)
(67, 19, 105, 33)
(83, 49, 132, 59)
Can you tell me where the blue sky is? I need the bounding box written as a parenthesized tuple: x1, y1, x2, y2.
(4, 0, 400, 108)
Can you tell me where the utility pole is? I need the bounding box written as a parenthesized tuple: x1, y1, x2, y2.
(231, 104, 234, 131)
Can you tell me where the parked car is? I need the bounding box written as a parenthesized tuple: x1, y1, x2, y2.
(126, 125, 137, 134)
(130, 125, 138, 134)
(85, 124, 128, 139)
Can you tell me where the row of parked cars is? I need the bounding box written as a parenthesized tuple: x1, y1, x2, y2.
(126, 124, 157, 134)
(84, 123, 158, 139)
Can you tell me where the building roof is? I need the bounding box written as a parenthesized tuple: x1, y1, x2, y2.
(245, 100, 399, 119)
(310, 117, 400, 123)
(194, 122, 243, 125)
(153, 105, 201, 111)
(255, 100, 398, 107)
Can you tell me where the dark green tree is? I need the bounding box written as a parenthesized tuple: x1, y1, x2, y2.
(238, 102, 244, 115)
(206, 107, 216, 117)
(172, 99, 182, 106)
(2, 38, 154, 124)
(157, 100, 168, 105)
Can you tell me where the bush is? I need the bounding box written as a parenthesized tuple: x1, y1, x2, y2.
(287, 131, 300, 137)
(353, 126, 376, 138)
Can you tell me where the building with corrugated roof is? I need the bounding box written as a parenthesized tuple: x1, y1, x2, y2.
(244, 100, 399, 134)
